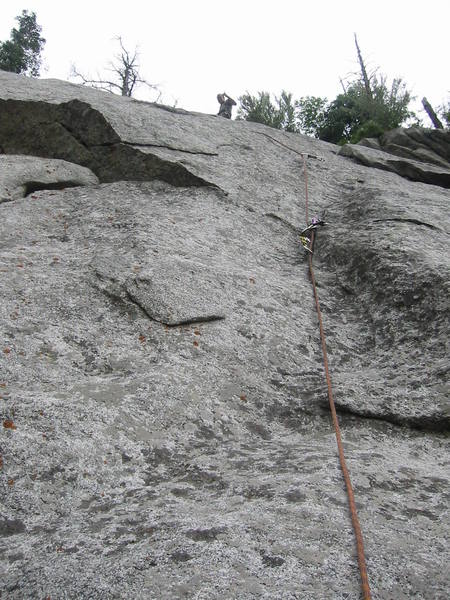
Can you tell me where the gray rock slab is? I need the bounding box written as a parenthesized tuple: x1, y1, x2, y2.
(382, 127, 450, 164)
(382, 142, 450, 169)
(0, 72, 449, 599)
(358, 127, 450, 172)
(356, 137, 382, 151)
(0, 71, 224, 153)
(124, 259, 227, 326)
(0, 154, 98, 203)
(339, 142, 450, 187)
(92, 253, 228, 326)
(0, 95, 216, 187)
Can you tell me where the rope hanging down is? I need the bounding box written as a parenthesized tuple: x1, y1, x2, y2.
(301, 155, 372, 600)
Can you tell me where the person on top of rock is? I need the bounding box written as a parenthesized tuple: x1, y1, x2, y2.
(217, 92, 236, 119)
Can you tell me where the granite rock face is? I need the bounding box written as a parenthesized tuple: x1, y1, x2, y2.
(0, 154, 98, 203)
(380, 127, 450, 166)
(1, 72, 449, 599)
(354, 126, 450, 186)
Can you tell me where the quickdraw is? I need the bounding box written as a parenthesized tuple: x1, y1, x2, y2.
(300, 217, 327, 254)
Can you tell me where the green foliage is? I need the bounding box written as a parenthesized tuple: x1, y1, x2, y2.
(351, 119, 385, 141)
(237, 79, 413, 144)
(237, 40, 415, 144)
(366, 75, 413, 130)
(318, 76, 414, 144)
(237, 90, 299, 132)
(274, 91, 298, 132)
(295, 96, 328, 138)
(237, 91, 276, 126)
(0, 10, 45, 76)
(439, 100, 450, 127)
(317, 91, 357, 144)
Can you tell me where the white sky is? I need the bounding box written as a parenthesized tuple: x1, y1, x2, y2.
(1, 1, 449, 120)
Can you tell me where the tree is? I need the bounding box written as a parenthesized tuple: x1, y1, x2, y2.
(0, 10, 45, 76)
(237, 90, 299, 132)
(317, 34, 415, 145)
(237, 36, 415, 144)
(318, 75, 414, 144)
(238, 78, 413, 144)
(71, 37, 159, 99)
(354, 34, 372, 100)
(438, 100, 450, 128)
(274, 91, 298, 132)
(237, 91, 280, 128)
(296, 96, 328, 138)
(316, 90, 359, 143)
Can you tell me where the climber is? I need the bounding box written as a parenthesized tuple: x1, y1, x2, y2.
(217, 92, 237, 119)
(300, 216, 327, 254)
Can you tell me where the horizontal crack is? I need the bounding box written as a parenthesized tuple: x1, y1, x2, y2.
(125, 290, 224, 327)
(122, 141, 218, 156)
(256, 132, 323, 160)
(264, 212, 299, 233)
(24, 180, 94, 196)
(164, 315, 225, 327)
(335, 401, 450, 433)
(0, 98, 220, 189)
(373, 218, 440, 231)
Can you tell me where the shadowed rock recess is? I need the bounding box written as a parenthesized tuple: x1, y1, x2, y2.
(0, 98, 215, 187)
(0, 71, 449, 599)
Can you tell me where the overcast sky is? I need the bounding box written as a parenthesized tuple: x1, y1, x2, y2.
(1, 1, 449, 121)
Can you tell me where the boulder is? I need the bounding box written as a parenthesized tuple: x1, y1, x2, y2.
(357, 126, 450, 174)
(356, 137, 382, 151)
(382, 127, 450, 165)
(0, 72, 449, 599)
(0, 154, 98, 203)
(339, 141, 450, 187)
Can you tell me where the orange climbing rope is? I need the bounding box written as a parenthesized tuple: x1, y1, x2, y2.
(302, 155, 372, 600)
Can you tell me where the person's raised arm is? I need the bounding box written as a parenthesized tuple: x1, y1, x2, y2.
(224, 93, 236, 105)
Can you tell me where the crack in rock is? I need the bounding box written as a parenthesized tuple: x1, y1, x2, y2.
(92, 256, 226, 327)
(339, 142, 450, 188)
(373, 218, 441, 231)
(334, 401, 450, 433)
(0, 154, 99, 203)
(257, 131, 323, 160)
(264, 212, 300, 233)
(122, 140, 219, 156)
(0, 98, 219, 188)
(125, 271, 226, 327)
(23, 180, 86, 196)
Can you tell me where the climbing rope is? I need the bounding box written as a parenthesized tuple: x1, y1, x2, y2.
(302, 155, 372, 600)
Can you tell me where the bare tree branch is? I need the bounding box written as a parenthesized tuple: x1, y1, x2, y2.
(422, 97, 444, 129)
(70, 36, 159, 99)
(354, 33, 373, 100)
